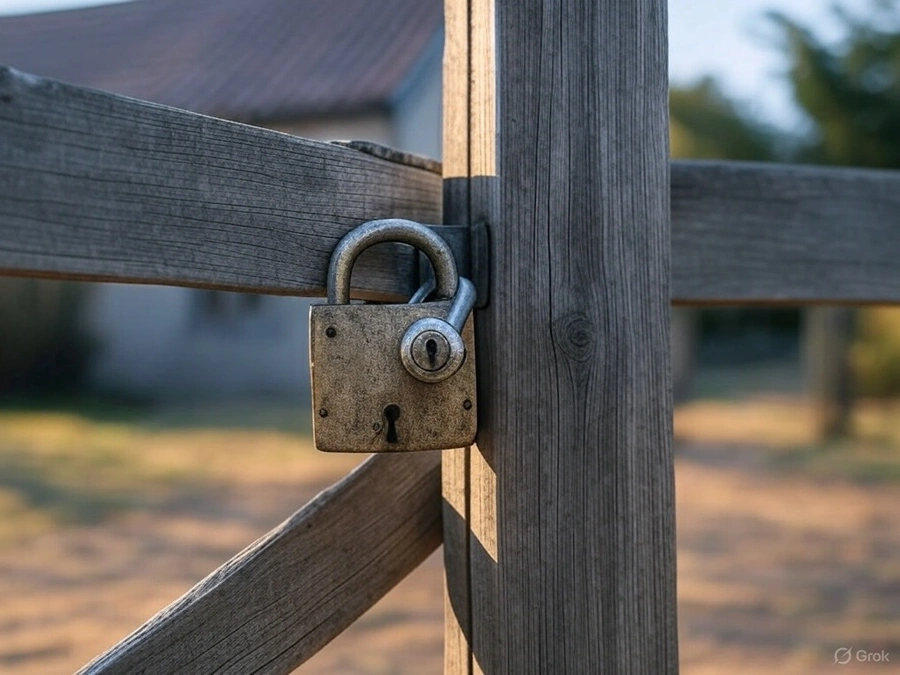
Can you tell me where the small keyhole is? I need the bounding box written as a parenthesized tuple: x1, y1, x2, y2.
(384, 404, 401, 444)
(426, 338, 438, 368)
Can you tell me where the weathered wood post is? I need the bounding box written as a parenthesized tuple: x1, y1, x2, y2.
(442, 0, 678, 673)
(805, 307, 855, 440)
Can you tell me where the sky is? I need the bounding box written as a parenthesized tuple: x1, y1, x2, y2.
(669, 0, 856, 130)
(0, 0, 125, 14)
(0, 0, 874, 130)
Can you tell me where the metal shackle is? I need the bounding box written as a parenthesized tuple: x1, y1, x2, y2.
(400, 277, 476, 383)
(327, 219, 458, 305)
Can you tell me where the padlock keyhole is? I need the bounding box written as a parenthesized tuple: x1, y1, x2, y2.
(425, 338, 438, 368)
(384, 404, 401, 444)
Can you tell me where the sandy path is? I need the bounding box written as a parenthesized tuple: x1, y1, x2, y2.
(677, 444, 900, 674)
(2, 443, 899, 674)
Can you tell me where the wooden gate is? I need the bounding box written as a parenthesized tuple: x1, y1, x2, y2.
(3, 0, 900, 673)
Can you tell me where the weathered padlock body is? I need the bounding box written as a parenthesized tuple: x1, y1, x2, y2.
(310, 300, 477, 452)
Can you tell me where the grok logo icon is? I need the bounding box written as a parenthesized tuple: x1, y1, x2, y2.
(834, 648, 853, 665)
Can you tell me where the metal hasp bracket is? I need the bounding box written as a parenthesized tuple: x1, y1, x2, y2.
(422, 221, 490, 308)
(333, 141, 490, 308)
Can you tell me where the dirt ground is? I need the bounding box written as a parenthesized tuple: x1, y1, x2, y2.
(1, 397, 899, 674)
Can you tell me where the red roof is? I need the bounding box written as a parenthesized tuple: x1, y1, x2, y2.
(0, 0, 442, 121)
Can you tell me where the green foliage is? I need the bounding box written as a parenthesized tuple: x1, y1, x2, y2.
(851, 308, 900, 399)
(0, 279, 95, 394)
(670, 77, 778, 161)
(765, 2, 900, 399)
(768, 1, 900, 168)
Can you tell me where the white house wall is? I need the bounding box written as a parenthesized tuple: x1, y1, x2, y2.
(86, 284, 191, 395)
(392, 30, 443, 161)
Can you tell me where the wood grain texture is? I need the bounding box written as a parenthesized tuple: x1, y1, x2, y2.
(443, 0, 678, 673)
(0, 66, 441, 300)
(442, 0, 475, 673)
(77, 452, 442, 675)
(442, 446, 471, 675)
(671, 161, 900, 305)
(441, 0, 473, 670)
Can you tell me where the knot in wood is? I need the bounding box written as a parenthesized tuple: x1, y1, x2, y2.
(551, 311, 595, 362)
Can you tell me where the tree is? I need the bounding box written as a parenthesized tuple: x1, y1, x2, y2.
(769, 1, 900, 168)
(669, 3, 900, 435)
(768, 0, 900, 438)
(670, 77, 777, 161)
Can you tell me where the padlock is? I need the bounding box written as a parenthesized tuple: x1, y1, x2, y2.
(309, 218, 477, 452)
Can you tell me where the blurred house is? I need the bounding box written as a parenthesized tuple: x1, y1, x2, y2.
(0, 0, 442, 399)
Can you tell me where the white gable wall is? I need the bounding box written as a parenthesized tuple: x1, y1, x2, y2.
(392, 29, 443, 161)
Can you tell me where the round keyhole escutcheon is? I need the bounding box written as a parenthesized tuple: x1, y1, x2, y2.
(410, 330, 452, 372)
(400, 317, 466, 383)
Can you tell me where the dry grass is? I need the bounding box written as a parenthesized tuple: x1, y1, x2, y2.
(0, 395, 899, 673)
(677, 395, 900, 482)
(0, 401, 384, 674)
(675, 395, 900, 673)
(0, 403, 358, 548)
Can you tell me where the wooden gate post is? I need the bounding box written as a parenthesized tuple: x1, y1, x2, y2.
(442, 0, 679, 672)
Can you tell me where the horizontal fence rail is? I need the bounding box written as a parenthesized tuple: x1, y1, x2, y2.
(0, 66, 441, 301)
(4, 69, 900, 305)
(78, 452, 442, 675)
(671, 161, 900, 305)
